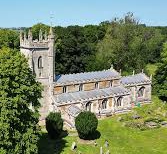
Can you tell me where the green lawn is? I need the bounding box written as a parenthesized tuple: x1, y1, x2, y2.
(39, 96, 167, 154)
(39, 115, 167, 154)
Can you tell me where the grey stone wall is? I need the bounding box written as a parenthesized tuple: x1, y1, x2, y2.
(20, 28, 55, 125)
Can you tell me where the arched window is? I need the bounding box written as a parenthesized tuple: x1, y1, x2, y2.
(63, 86, 67, 93)
(86, 101, 92, 111)
(38, 56, 42, 68)
(138, 87, 145, 97)
(79, 83, 83, 91)
(95, 82, 99, 89)
(117, 97, 123, 107)
(110, 80, 113, 87)
(102, 99, 107, 109)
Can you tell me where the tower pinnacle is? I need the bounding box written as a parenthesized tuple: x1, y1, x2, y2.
(48, 26, 54, 39)
(28, 29, 33, 42)
(39, 29, 43, 42)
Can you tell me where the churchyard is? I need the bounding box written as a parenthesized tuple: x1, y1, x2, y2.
(39, 96, 167, 154)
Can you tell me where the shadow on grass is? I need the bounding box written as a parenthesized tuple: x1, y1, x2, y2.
(38, 130, 68, 154)
(83, 130, 101, 140)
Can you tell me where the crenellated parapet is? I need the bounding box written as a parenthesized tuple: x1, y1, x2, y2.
(20, 29, 52, 49)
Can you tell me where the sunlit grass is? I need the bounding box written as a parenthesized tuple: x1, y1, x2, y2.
(39, 96, 167, 154)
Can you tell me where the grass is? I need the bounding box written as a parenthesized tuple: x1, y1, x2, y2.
(39, 96, 167, 154)
(39, 118, 167, 154)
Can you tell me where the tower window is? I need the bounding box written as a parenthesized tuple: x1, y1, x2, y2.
(38, 56, 43, 68)
(95, 82, 99, 89)
(79, 84, 83, 91)
(63, 86, 67, 93)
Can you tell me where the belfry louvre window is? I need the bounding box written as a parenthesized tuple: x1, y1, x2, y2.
(38, 56, 43, 68)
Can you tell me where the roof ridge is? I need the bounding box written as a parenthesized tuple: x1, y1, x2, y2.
(56, 69, 118, 77)
(121, 72, 145, 78)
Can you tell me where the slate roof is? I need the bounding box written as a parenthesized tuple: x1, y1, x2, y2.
(68, 105, 81, 117)
(55, 69, 120, 86)
(54, 86, 130, 106)
(120, 73, 151, 85)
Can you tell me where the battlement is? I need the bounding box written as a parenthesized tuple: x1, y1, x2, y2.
(20, 28, 53, 49)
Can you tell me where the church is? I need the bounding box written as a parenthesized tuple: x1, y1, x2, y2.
(20, 27, 152, 128)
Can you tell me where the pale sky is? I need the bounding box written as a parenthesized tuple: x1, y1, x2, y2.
(0, 0, 167, 27)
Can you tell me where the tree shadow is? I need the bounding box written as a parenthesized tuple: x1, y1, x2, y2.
(38, 130, 68, 154)
(85, 130, 101, 140)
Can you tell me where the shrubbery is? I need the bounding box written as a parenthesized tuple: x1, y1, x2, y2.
(75, 111, 98, 139)
(45, 112, 63, 139)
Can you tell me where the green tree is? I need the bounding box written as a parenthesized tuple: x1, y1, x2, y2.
(55, 26, 92, 74)
(154, 42, 167, 101)
(87, 13, 164, 73)
(0, 47, 42, 154)
(45, 112, 63, 139)
(75, 111, 98, 139)
(30, 23, 49, 39)
(54, 25, 106, 74)
(0, 29, 19, 49)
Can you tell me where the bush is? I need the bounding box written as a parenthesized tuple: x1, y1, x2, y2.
(75, 111, 98, 139)
(45, 112, 63, 139)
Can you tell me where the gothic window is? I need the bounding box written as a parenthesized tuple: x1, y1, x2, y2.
(63, 86, 67, 93)
(117, 97, 123, 107)
(95, 82, 99, 89)
(86, 101, 92, 111)
(110, 80, 113, 87)
(102, 99, 107, 109)
(79, 83, 83, 91)
(138, 87, 145, 97)
(38, 56, 43, 68)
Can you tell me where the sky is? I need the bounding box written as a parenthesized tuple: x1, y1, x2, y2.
(0, 0, 167, 28)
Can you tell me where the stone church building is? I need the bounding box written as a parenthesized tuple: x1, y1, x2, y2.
(20, 28, 152, 127)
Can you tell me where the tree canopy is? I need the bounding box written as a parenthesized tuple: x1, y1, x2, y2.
(0, 29, 19, 49)
(86, 13, 164, 73)
(154, 42, 167, 101)
(0, 47, 42, 154)
(54, 25, 106, 74)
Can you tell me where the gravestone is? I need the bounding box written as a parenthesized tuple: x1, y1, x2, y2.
(94, 141, 97, 146)
(160, 121, 167, 127)
(105, 140, 109, 147)
(145, 121, 157, 128)
(106, 150, 110, 154)
(117, 116, 122, 122)
(71, 142, 77, 150)
(100, 146, 103, 154)
(132, 114, 141, 119)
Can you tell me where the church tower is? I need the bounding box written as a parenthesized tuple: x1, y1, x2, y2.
(20, 27, 55, 124)
(20, 27, 55, 85)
